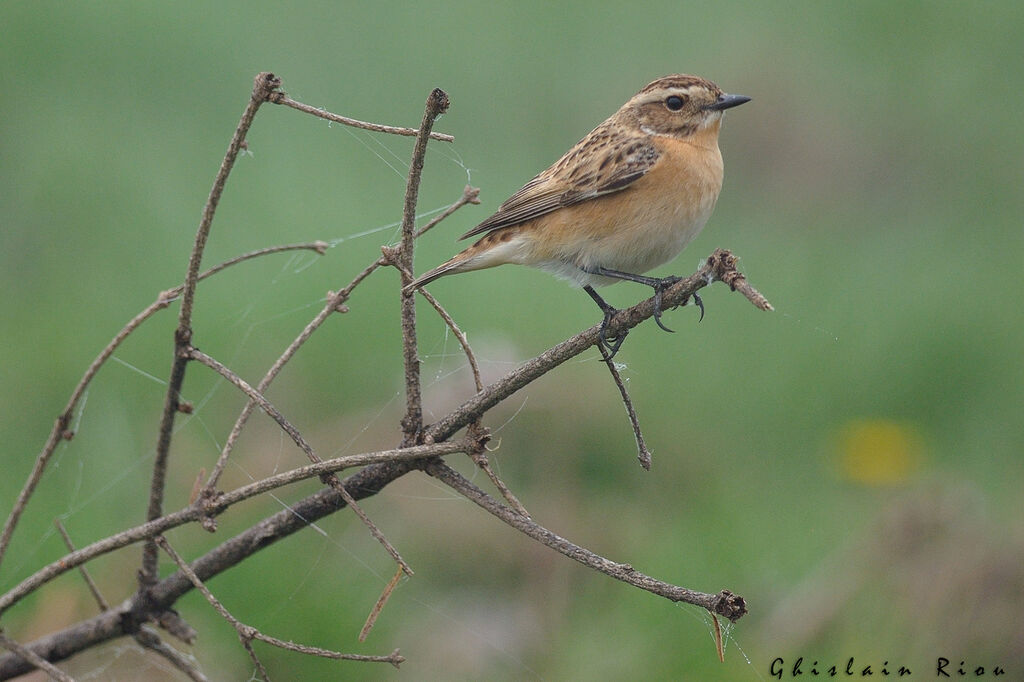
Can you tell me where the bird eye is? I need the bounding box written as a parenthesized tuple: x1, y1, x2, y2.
(665, 95, 685, 111)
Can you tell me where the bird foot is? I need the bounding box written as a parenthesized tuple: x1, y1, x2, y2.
(598, 307, 627, 358)
(651, 276, 682, 333)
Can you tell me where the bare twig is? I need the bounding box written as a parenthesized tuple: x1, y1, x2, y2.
(271, 93, 453, 143)
(134, 626, 208, 682)
(359, 566, 404, 643)
(464, 427, 530, 517)
(391, 88, 450, 447)
(157, 537, 403, 673)
(141, 71, 283, 586)
(0, 630, 75, 682)
(423, 459, 748, 622)
(712, 614, 725, 662)
(417, 286, 483, 392)
(597, 344, 653, 470)
(189, 241, 329, 284)
(187, 347, 413, 575)
(414, 185, 481, 238)
(53, 519, 109, 612)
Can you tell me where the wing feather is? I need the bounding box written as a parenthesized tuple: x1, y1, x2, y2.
(459, 131, 659, 240)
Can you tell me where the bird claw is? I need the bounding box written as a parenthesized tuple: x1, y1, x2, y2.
(693, 291, 705, 322)
(599, 308, 627, 358)
(652, 277, 681, 334)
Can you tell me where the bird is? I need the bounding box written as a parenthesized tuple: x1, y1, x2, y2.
(407, 74, 750, 354)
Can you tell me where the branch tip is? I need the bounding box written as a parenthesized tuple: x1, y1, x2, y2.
(714, 589, 748, 623)
(253, 72, 283, 102)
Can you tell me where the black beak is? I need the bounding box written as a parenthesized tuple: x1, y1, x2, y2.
(707, 93, 751, 111)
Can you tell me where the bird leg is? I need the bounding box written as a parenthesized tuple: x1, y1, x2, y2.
(586, 267, 704, 332)
(583, 285, 627, 357)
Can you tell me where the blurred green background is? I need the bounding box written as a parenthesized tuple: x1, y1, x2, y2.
(2, 1, 1022, 679)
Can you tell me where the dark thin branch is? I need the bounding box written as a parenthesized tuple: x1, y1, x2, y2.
(358, 565, 404, 643)
(423, 459, 748, 622)
(200, 279, 370, 495)
(417, 286, 483, 392)
(271, 93, 454, 143)
(597, 344, 652, 470)
(463, 424, 530, 517)
(414, 185, 480, 238)
(53, 519, 109, 612)
(392, 88, 450, 447)
(141, 71, 283, 586)
(157, 537, 403, 671)
(134, 626, 208, 682)
(189, 241, 329, 285)
(0, 630, 75, 682)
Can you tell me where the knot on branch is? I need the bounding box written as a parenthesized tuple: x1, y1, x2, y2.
(462, 185, 481, 205)
(707, 248, 774, 312)
(196, 488, 222, 532)
(466, 422, 492, 453)
(174, 328, 193, 348)
(326, 291, 350, 314)
(427, 88, 450, 119)
(388, 648, 406, 669)
(155, 609, 198, 644)
(156, 288, 178, 306)
(253, 72, 283, 103)
(380, 245, 399, 266)
(712, 589, 748, 623)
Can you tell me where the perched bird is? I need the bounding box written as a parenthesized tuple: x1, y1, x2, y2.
(408, 74, 749, 353)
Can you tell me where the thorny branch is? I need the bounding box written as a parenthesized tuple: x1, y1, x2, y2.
(0, 72, 773, 678)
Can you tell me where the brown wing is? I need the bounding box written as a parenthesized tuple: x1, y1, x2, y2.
(458, 132, 660, 240)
